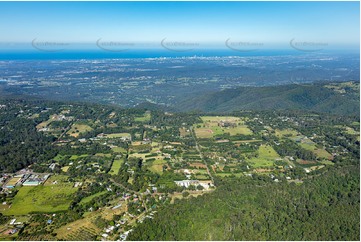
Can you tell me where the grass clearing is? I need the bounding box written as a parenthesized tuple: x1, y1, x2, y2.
(194, 127, 214, 138)
(6, 177, 21, 186)
(134, 112, 151, 122)
(179, 127, 191, 137)
(67, 123, 93, 137)
(55, 215, 100, 240)
(200, 116, 242, 123)
(247, 145, 281, 168)
(70, 154, 88, 160)
(106, 133, 131, 139)
(109, 158, 124, 175)
(234, 140, 262, 143)
(111, 146, 127, 153)
(215, 173, 243, 178)
(53, 154, 65, 161)
(275, 128, 299, 139)
(79, 191, 108, 205)
(148, 159, 167, 174)
(95, 153, 112, 157)
(3, 182, 77, 215)
(36, 118, 53, 130)
(61, 166, 70, 172)
(299, 141, 332, 160)
(195, 116, 252, 138)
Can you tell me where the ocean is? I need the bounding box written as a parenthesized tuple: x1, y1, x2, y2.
(0, 49, 316, 61)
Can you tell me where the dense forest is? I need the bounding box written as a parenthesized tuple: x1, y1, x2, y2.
(0, 100, 57, 172)
(129, 164, 360, 240)
(177, 81, 360, 116)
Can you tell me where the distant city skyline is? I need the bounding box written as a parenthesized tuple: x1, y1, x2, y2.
(0, 1, 359, 51)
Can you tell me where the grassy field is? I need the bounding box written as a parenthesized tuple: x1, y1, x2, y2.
(36, 120, 51, 130)
(195, 116, 252, 138)
(194, 127, 214, 138)
(3, 182, 77, 215)
(200, 116, 242, 123)
(53, 154, 65, 161)
(56, 199, 127, 240)
(344, 126, 360, 141)
(129, 153, 147, 159)
(299, 142, 332, 160)
(148, 159, 167, 174)
(111, 146, 127, 153)
(79, 191, 108, 205)
(179, 127, 191, 137)
(234, 140, 262, 143)
(214, 173, 243, 178)
(69, 154, 88, 160)
(35, 115, 55, 129)
(61, 166, 70, 172)
(67, 123, 93, 137)
(169, 190, 212, 204)
(106, 133, 131, 139)
(345, 126, 359, 135)
(194, 174, 210, 180)
(225, 126, 253, 135)
(95, 153, 112, 157)
(194, 125, 253, 138)
(55, 216, 100, 240)
(134, 112, 151, 122)
(6, 177, 21, 186)
(44, 175, 69, 185)
(275, 128, 299, 139)
(247, 145, 281, 168)
(109, 158, 124, 175)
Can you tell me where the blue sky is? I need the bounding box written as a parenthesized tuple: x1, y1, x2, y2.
(0, 1, 359, 50)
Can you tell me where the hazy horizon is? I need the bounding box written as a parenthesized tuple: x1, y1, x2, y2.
(0, 1, 359, 55)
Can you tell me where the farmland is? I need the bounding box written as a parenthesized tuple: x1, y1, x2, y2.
(194, 116, 253, 138)
(247, 145, 281, 168)
(3, 182, 77, 215)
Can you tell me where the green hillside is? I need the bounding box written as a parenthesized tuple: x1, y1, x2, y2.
(177, 81, 360, 116)
(129, 165, 360, 241)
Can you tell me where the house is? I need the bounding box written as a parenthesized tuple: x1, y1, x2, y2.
(174, 180, 199, 188)
(112, 204, 122, 210)
(22, 181, 40, 186)
(198, 180, 214, 190)
(174, 180, 214, 190)
(49, 163, 56, 170)
(9, 219, 16, 225)
(23, 174, 49, 186)
(218, 121, 236, 128)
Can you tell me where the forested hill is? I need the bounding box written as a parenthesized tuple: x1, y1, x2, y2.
(176, 81, 360, 116)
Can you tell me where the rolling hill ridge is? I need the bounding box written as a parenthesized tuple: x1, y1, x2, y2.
(176, 81, 360, 116)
